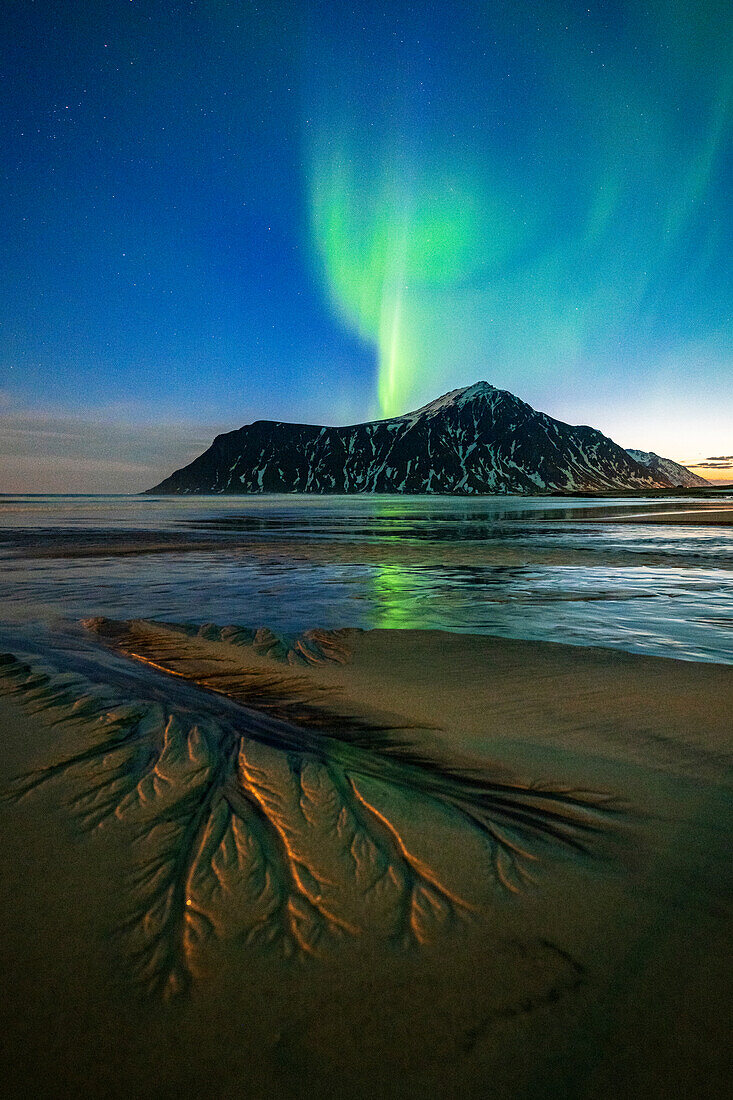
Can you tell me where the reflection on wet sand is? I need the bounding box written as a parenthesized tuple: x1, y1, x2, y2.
(0, 619, 616, 998)
(2, 493, 732, 666)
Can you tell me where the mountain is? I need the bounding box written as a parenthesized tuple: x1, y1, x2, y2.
(148, 381, 706, 495)
(624, 449, 709, 488)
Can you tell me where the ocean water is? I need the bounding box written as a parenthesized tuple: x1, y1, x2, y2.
(0, 492, 731, 664)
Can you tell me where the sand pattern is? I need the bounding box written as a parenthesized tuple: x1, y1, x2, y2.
(0, 623, 617, 999)
(142, 620, 356, 667)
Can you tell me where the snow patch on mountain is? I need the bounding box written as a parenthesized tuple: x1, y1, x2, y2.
(403, 381, 498, 420)
(626, 449, 709, 488)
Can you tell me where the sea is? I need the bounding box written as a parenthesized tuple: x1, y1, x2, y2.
(1, 492, 732, 665)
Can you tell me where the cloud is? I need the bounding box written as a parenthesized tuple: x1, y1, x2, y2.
(0, 410, 230, 493)
(695, 456, 733, 469)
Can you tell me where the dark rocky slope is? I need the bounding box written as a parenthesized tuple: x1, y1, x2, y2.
(625, 449, 708, 489)
(148, 382, 704, 494)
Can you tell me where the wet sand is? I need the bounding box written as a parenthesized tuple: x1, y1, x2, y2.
(579, 505, 733, 525)
(0, 624, 730, 1098)
(6, 499, 732, 573)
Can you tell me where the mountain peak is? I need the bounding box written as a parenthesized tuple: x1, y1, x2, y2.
(403, 381, 498, 419)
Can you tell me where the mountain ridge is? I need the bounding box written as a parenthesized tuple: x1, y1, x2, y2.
(625, 448, 708, 489)
(148, 381, 707, 495)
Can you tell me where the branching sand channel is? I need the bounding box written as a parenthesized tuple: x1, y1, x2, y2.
(0, 619, 620, 999)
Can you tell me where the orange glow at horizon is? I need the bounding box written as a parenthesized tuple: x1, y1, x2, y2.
(681, 461, 733, 484)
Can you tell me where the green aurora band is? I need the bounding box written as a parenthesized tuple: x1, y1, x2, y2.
(306, 144, 499, 417)
(305, 1, 731, 420)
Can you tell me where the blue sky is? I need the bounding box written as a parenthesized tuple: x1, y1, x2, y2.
(1, 1, 730, 489)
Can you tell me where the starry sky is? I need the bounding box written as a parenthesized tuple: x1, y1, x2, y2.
(1, 0, 731, 490)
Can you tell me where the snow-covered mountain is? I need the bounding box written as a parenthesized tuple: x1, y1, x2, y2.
(148, 381, 706, 495)
(625, 449, 708, 488)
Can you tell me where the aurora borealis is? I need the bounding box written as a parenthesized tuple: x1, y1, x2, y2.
(1, 0, 731, 489)
(304, 1, 731, 426)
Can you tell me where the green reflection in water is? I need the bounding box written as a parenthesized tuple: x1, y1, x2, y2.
(372, 562, 421, 629)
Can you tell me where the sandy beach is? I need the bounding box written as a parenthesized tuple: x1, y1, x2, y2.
(0, 621, 730, 1099)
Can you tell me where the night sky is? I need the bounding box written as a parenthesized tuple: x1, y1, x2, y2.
(1, 1, 731, 490)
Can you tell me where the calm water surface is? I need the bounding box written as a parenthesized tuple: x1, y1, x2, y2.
(1, 493, 731, 664)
